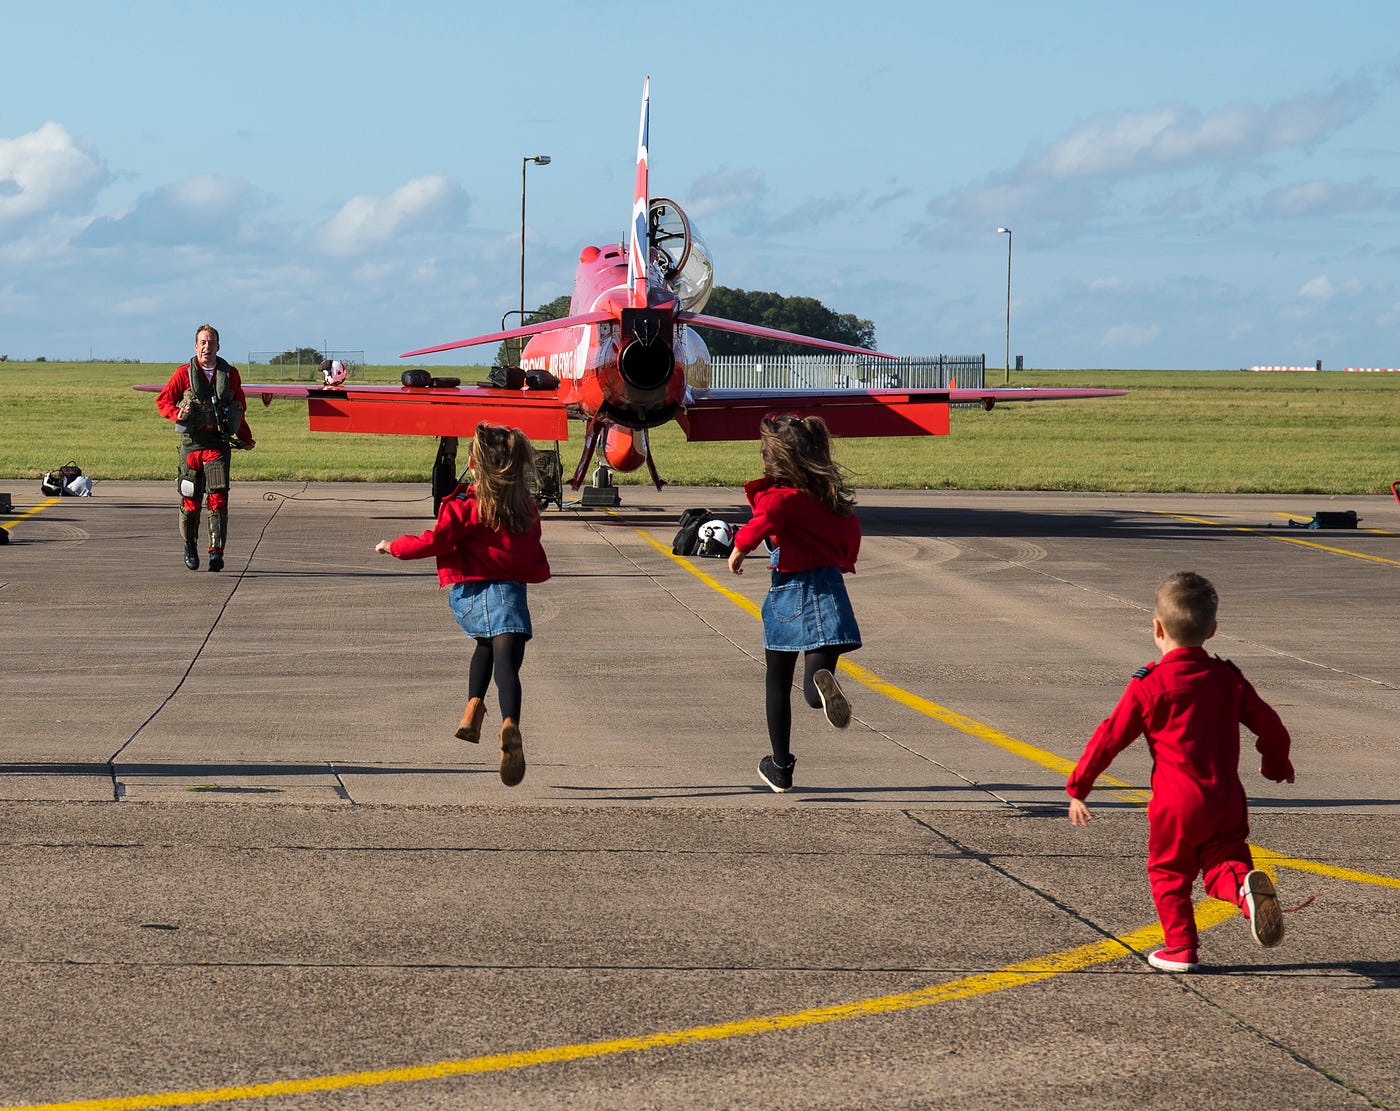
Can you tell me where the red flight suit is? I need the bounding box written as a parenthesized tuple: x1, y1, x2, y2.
(1066, 647, 1293, 955)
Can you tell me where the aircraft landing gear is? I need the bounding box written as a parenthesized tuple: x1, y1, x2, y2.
(430, 436, 459, 515)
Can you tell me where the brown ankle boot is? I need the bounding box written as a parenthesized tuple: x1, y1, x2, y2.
(454, 697, 486, 743)
(499, 719, 525, 787)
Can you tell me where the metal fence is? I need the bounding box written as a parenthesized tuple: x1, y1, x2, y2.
(708, 354, 984, 390)
(246, 349, 366, 381)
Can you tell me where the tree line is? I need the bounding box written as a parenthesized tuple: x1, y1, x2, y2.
(496, 288, 875, 366)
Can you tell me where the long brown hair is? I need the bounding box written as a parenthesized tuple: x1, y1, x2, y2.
(758, 413, 856, 517)
(469, 423, 536, 532)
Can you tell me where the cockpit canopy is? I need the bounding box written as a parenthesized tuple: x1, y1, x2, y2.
(648, 197, 712, 313)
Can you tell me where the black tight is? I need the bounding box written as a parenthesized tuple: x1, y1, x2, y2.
(468, 633, 528, 722)
(763, 646, 841, 763)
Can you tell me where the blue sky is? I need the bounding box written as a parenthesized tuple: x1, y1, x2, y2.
(3, 0, 1398, 369)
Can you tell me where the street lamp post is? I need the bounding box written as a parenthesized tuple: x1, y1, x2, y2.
(996, 226, 1012, 385)
(519, 154, 552, 364)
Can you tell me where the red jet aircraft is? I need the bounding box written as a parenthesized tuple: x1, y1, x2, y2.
(138, 78, 1123, 504)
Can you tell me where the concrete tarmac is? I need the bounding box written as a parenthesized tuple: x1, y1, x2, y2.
(2, 481, 1397, 1109)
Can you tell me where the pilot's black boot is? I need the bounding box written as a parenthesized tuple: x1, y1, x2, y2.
(208, 510, 227, 573)
(180, 508, 200, 571)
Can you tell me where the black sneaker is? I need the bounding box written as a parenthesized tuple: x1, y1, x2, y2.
(183, 541, 199, 571)
(758, 755, 795, 793)
(813, 669, 851, 729)
(208, 550, 224, 573)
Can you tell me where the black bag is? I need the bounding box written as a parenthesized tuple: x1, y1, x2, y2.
(1288, 510, 1360, 529)
(41, 461, 83, 497)
(671, 507, 712, 555)
(480, 366, 527, 389)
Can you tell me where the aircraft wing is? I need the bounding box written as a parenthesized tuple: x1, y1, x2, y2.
(399, 311, 614, 359)
(680, 386, 1126, 442)
(678, 312, 896, 360)
(132, 381, 570, 440)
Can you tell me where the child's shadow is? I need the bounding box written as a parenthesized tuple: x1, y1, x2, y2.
(1218, 959, 1399, 988)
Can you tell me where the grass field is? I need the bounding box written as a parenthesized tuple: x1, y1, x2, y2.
(2, 362, 1396, 494)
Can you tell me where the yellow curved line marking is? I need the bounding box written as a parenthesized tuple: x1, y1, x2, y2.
(3, 908, 1232, 1111)
(1156, 511, 1400, 567)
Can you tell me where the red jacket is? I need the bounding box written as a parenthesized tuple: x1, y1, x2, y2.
(389, 484, 550, 588)
(733, 477, 860, 574)
(1066, 647, 1294, 803)
(156, 360, 255, 445)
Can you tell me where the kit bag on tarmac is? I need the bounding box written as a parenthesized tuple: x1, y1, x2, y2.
(671, 508, 735, 558)
(671, 507, 712, 555)
(40, 461, 87, 496)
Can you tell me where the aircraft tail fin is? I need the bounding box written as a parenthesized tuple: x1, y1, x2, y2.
(628, 76, 651, 310)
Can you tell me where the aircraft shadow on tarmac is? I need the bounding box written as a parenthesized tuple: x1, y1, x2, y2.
(853, 505, 1232, 540)
(604, 502, 1280, 541)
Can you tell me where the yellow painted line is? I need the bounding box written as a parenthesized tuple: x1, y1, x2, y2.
(1250, 846, 1400, 890)
(639, 530, 1149, 806)
(636, 530, 761, 619)
(1154, 511, 1400, 567)
(640, 530, 1400, 884)
(1, 497, 60, 532)
(837, 658, 1152, 806)
(2, 910, 1226, 1111)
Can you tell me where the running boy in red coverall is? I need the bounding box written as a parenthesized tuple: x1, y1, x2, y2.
(1066, 571, 1295, 972)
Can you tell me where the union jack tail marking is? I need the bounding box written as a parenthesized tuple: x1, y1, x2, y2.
(628, 76, 651, 309)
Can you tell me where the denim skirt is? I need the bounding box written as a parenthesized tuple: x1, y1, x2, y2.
(761, 565, 861, 653)
(448, 580, 533, 639)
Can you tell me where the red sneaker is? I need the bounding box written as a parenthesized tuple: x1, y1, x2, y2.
(1147, 947, 1199, 973)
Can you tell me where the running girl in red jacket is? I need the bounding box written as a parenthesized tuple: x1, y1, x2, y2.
(728, 414, 862, 793)
(376, 423, 550, 787)
(1067, 571, 1295, 972)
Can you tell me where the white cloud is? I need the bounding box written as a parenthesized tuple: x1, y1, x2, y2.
(76, 175, 265, 247)
(1260, 178, 1399, 218)
(1299, 275, 1334, 301)
(685, 169, 765, 220)
(925, 77, 1380, 242)
(315, 174, 467, 257)
(0, 122, 108, 229)
(1026, 79, 1372, 182)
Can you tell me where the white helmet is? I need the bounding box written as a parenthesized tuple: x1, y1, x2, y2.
(697, 519, 733, 556)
